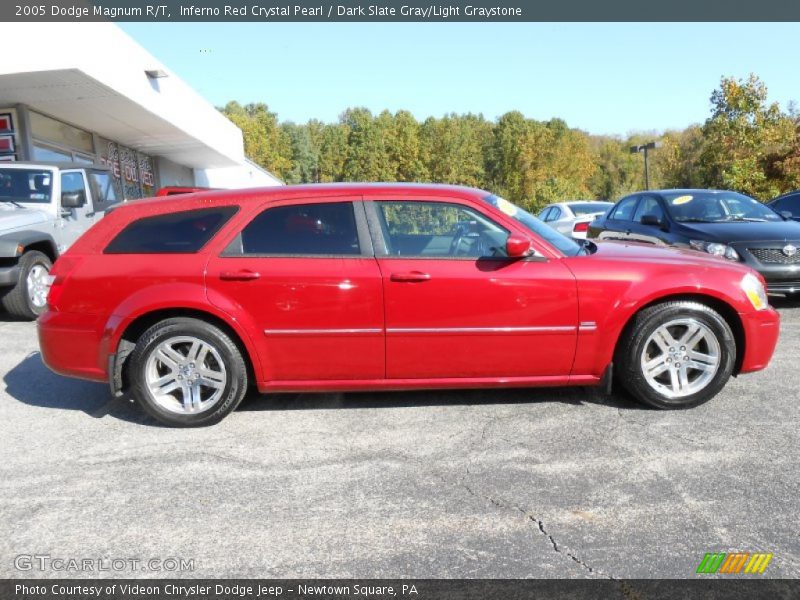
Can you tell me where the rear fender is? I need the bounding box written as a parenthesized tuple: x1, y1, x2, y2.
(101, 282, 261, 378)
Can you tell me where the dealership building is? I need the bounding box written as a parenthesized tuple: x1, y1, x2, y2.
(0, 22, 281, 199)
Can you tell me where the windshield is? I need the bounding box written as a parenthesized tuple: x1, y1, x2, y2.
(569, 201, 614, 217)
(0, 168, 53, 204)
(663, 191, 781, 223)
(482, 194, 583, 256)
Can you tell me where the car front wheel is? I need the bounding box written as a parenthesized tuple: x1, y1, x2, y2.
(0, 250, 52, 320)
(616, 301, 736, 409)
(128, 317, 248, 426)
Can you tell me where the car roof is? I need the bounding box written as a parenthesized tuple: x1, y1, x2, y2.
(636, 189, 742, 197)
(116, 182, 492, 212)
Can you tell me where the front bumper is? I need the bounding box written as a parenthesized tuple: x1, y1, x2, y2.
(738, 307, 781, 373)
(0, 264, 20, 286)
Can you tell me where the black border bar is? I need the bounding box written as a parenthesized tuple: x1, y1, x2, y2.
(5, 0, 800, 22)
(3, 579, 800, 600)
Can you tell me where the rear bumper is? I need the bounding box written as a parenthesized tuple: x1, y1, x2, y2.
(37, 310, 107, 382)
(0, 265, 20, 286)
(738, 307, 781, 373)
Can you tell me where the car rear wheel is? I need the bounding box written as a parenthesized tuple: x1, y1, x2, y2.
(0, 250, 52, 320)
(615, 301, 735, 409)
(128, 317, 248, 427)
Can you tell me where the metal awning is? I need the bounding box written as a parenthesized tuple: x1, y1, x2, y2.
(0, 68, 241, 169)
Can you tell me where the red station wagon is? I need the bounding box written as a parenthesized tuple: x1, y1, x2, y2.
(37, 184, 780, 426)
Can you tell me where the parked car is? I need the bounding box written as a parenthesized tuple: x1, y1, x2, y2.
(38, 184, 779, 427)
(537, 201, 614, 239)
(0, 161, 119, 319)
(587, 189, 800, 299)
(767, 190, 800, 221)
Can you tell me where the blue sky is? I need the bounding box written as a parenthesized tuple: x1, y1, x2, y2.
(121, 23, 800, 136)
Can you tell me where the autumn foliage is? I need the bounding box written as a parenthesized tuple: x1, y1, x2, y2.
(221, 74, 799, 211)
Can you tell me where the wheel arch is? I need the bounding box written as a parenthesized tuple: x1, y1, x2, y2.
(0, 231, 58, 262)
(111, 307, 259, 396)
(614, 293, 745, 375)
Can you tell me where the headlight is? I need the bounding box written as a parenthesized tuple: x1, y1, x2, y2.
(741, 273, 769, 311)
(689, 240, 740, 261)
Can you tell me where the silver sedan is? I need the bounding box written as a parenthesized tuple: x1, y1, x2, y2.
(537, 201, 614, 239)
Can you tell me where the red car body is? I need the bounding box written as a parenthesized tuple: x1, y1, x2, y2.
(38, 184, 779, 402)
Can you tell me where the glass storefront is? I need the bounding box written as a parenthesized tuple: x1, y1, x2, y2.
(7, 107, 160, 200)
(98, 139, 156, 200)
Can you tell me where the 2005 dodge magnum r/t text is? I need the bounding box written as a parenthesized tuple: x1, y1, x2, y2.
(37, 184, 780, 427)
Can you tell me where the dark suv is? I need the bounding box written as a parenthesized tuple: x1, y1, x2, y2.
(587, 189, 800, 298)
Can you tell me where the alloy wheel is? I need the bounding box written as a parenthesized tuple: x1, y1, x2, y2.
(26, 264, 50, 309)
(144, 336, 228, 414)
(640, 318, 721, 399)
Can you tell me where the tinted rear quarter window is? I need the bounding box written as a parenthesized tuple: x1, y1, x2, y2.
(105, 206, 238, 254)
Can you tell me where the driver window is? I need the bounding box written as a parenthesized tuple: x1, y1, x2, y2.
(376, 201, 510, 258)
(60, 172, 87, 206)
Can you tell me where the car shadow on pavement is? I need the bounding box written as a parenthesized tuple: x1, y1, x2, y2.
(769, 295, 800, 309)
(3, 351, 140, 420)
(238, 385, 645, 413)
(4, 351, 648, 426)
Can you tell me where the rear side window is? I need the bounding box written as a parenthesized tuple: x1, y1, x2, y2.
(89, 171, 120, 208)
(105, 207, 238, 254)
(610, 196, 639, 221)
(237, 202, 360, 255)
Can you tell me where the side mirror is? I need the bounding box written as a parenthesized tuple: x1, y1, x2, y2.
(61, 191, 85, 208)
(780, 210, 794, 220)
(506, 236, 532, 258)
(640, 214, 665, 228)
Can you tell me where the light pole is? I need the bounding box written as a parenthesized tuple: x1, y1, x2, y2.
(630, 141, 662, 190)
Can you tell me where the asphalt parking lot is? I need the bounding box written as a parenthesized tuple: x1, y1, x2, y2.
(0, 300, 798, 580)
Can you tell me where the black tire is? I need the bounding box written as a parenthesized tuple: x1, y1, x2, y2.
(615, 301, 736, 410)
(128, 317, 248, 427)
(0, 250, 52, 320)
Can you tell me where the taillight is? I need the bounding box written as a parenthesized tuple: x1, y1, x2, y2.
(46, 255, 83, 310)
(573, 221, 589, 233)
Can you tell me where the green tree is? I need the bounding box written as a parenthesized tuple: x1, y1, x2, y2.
(317, 123, 349, 182)
(341, 108, 393, 182)
(220, 101, 292, 179)
(421, 113, 492, 189)
(281, 122, 317, 184)
(700, 74, 795, 199)
(387, 110, 427, 181)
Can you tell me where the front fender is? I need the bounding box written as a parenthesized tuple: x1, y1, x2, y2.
(572, 268, 749, 377)
(0, 230, 57, 258)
